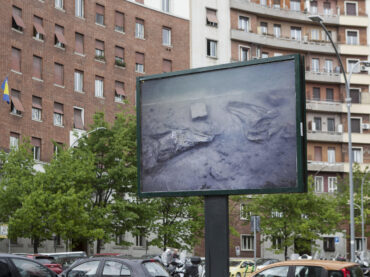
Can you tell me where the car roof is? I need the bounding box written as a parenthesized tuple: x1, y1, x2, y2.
(251, 259, 359, 275)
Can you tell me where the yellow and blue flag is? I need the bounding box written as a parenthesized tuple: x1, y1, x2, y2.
(1, 77, 10, 104)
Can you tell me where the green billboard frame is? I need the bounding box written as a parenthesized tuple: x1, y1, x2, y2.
(137, 54, 307, 197)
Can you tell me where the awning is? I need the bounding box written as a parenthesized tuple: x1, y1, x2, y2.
(55, 29, 67, 45)
(11, 95, 24, 112)
(206, 9, 218, 24)
(12, 13, 25, 28)
(115, 87, 125, 96)
(34, 22, 46, 36)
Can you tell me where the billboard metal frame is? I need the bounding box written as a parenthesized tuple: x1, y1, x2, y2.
(137, 54, 307, 197)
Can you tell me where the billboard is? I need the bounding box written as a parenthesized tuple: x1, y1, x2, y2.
(137, 54, 306, 197)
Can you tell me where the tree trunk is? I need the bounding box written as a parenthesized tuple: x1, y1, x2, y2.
(284, 245, 288, 261)
(33, 237, 39, 254)
(96, 239, 102, 254)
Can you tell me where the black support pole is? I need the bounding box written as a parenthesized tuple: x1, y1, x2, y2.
(205, 195, 229, 277)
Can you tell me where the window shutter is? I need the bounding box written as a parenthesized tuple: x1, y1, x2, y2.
(54, 63, 64, 86)
(11, 47, 21, 72)
(96, 3, 104, 14)
(115, 46, 124, 58)
(314, 146, 322, 161)
(115, 81, 125, 96)
(33, 56, 42, 79)
(136, 52, 144, 64)
(95, 40, 104, 50)
(12, 7, 25, 28)
(75, 33, 84, 53)
(54, 102, 64, 114)
(31, 137, 41, 147)
(206, 9, 218, 24)
(55, 25, 67, 45)
(136, 18, 144, 25)
(32, 96, 42, 109)
(33, 16, 45, 35)
(162, 59, 172, 72)
(115, 11, 124, 27)
(10, 92, 24, 112)
(74, 109, 84, 129)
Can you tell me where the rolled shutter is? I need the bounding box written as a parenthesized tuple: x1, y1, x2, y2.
(33, 56, 42, 79)
(32, 96, 42, 109)
(74, 109, 84, 129)
(11, 48, 21, 72)
(75, 33, 84, 53)
(162, 59, 172, 72)
(136, 52, 144, 64)
(54, 102, 64, 114)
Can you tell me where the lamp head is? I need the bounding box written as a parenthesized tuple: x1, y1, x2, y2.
(308, 15, 324, 23)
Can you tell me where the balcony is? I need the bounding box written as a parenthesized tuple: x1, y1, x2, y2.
(305, 70, 370, 85)
(338, 15, 368, 27)
(308, 161, 370, 173)
(338, 44, 370, 56)
(306, 100, 343, 112)
(307, 130, 343, 142)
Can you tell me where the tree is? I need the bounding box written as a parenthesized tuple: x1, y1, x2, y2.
(241, 177, 343, 260)
(148, 196, 204, 251)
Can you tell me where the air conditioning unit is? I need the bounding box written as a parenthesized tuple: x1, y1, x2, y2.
(361, 123, 370, 130)
(360, 65, 368, 72)
(337, 124, 343, 133)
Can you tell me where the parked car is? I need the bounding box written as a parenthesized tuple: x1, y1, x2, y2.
(250, 259, 364, 277)
(60, 257, 170, 277)
(26, 254, 63, 274)
(0, 253, 58, 277)
(229, 258, 255, 277)
(255, 258, 280, 270)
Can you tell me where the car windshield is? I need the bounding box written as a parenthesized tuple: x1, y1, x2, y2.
(230, 261, 242, 267)
(143, 261, 170, 277)
(256, 259, 268, 266)
(34, 258, 55, 265)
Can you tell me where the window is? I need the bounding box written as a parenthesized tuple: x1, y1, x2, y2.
(68, 261, 99, 277)
(260, 22, 267, 35)
(74, 70, 84, 92)
(261, 52, 269, 58)
(327, 118, 335, 132)
(135, 235, 145, 247)
(10, 133, 19, 150)
(352, 148, 362, 163)
(162, 0, 170, 12)
(12, 6, 25, 32)
(75, 33, 84, 54)
(351, 118, 361, 133)
(327, 147, 335, 163)
(54, 63, 64, 86)
(32, 56, 42, 80)
(54, 102, 64, 126)
(32, 137, 41, 160)
(74, 108, 84, 129)
(355, 238, 365, 251)
(115, 11, 124, 32)
(310, 0, 318, 13)
(96, 4, 105, 25)
(206, 8, 218, 27)
(294, 266, 325, 276)
(290, 26, 302, 40)
(207, 39, 217, 58)
(135, 18, 144, 39)
(323, 237, 335, 251)
(314, 176, 324, 192)
(328, 177, 337, 193)
(33, 16, 45, 40)
(55, 25, 66, 49)
(326, 88, 334, 101)
(313, 87, 320, 100)
(103, 261, 131, 276)
(259, 267, 289, 276)
(290, 0, 301, 11)
(32, 96, 42, 121)
(135, 52, 145, 73)
(311, 29, 319, 40)
(240, 204, 250, 220)
(12, 258, 53, 277)
(238, 16, 249, 32)
(312, 58, 319, 72)
(95, 40, 105, 61)
(54, 144, 63, 156)
(241, 235, 254, 251)
(115, 46, 125, 67)
(273, 0, 280, 8)
(272, 237, 282, 250)
(162, 59, 172, 73)
(324, 2, 332, 15)
(350, 89, 360, 104)
(11, 47, 21, 73)
(314, 146, 322, 161)
(55, 0, 64, 9)
(260, 0, 267, 5)
(115, 81, 125, 103)
(240, 47, 249, 61)
(346, 2, 357, 15)
(95, 76, 104, 98)
(314, 117, 322, 131)
(271, 211, 283, 217)
(75, 0, 84, 18)
(273, 24, 281, 38)
(347, 59, 360, 73)
(10, 90, 24, 115)
(162, 27, 171, 46)
(346, 31, 358, 45)
(324, 60, 333, 73)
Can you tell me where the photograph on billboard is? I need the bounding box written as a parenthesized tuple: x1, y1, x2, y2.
(137, 54, 306, 197)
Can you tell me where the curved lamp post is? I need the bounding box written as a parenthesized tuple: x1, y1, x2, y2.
(308, 15, 355, 261)
(69, 127, 107, 149)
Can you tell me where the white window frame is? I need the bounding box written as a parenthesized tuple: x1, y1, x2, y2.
(55, 0, 64, 10)
(260, 23, 267, 35)
(273, 24, 281, 38)
(33, 145, 41, 160)
(346, 29, 359, 45)
(135, 63, 144, 73)
(310, 1, 318, 14)
(347, 58, 360, 73)
(135, 234, 145, 247)
(162, 0, 170, 13)
(324, 59, 333, 73)
(10, 135, 19, 150)
(241, 234, 254, 251)
(95, 78, 104, 98)
(314, 176, 324, 193)
(311, 29, 319, 40)
(54, 112, 63, 126)
(355, 237, 366, 251)
(290, 27, 302, 40)
(327, 148, 336, 164)
(352, 147, 363, 163)
(240, 204, 249, 220)
(239, 45, 250, 61)
(135, 22, 144, 39)
(207, 39, 217, 58)
(32, 107, 42, 121)
(238, 16, 249, 32)
(344, 1, 358, 16)
(290, 0, 301, 11)
(271, 211, 283, 218)
(312, 58, 320, 72)
(324, 3, 332, 15)
(74, 70, 84, 93)
(75, 0, 84, 18)
(162, 27, 171, 46)
(260, 0, 267, 5)
(328, 177, 337, 193)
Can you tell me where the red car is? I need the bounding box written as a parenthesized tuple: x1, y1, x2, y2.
(27, 254, 63, 274)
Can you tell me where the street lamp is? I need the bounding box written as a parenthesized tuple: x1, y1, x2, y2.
(69, 127, 107, 149)
(308, 14, 356, 262)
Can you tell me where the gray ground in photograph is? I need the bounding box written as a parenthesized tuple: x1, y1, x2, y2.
(140, 60, 298, 193)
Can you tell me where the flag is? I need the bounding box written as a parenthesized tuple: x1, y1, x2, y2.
(1, 77, 10, 104)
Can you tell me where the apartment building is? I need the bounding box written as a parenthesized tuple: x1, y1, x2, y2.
(0, 0, 189, 255)
(192, 0, 370, 260)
